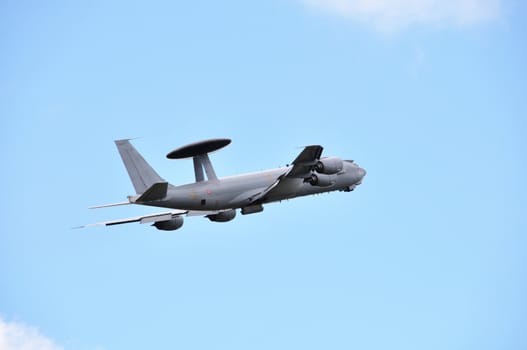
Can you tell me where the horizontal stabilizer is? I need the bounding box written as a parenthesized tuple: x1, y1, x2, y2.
(89, 201, 132, 209)
(135, 182, 168, 202)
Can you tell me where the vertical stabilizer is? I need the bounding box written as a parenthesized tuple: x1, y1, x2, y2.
(115, 139, 165, 194)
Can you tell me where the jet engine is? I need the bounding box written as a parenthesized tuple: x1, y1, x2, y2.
(315, 157, 343, 174)
(207, 209, 236, 222)
(153, 216, 184, 231)
(308, 173, 336, 187)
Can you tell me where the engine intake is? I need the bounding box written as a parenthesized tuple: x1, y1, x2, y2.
(207, 209, 236, 222)
(153, 217, 184, 231)
(315, 157, 343, 175)
(308, 173, 336, 187)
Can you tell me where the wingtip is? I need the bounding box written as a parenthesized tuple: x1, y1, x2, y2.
(114, 137, 141, 144)
(72, 223, 104, 229)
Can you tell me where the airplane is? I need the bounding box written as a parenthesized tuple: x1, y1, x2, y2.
(82, 138, 366, 230)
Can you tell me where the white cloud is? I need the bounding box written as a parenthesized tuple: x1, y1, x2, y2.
(0, 318, 64, 350)
(302, 0, 502, 31)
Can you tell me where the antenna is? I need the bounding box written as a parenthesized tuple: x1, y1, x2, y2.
(166, 138, 231, 182)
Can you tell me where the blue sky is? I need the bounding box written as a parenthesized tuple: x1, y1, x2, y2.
(1, 1, 526, 349)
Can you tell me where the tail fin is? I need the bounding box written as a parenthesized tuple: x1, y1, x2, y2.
(115, 139, 165, 194)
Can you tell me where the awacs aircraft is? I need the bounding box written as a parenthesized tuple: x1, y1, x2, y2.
(83, 139, 366, 230)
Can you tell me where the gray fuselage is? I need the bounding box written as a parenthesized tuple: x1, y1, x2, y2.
(145, 160, 364, 211)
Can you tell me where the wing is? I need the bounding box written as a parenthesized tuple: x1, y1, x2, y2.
(249, 145, 323, 203)
(77, 209, 224, 228)
(286, 145, 323, 178)
(246, 176, 285, 203)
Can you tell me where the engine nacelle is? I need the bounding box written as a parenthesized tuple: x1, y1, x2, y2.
(153, 217, 184, 231)
(207, 209, 236, 222)
(308, 173, 336, 187)
(315, 157, 343, 175)
(241, 204, 264, 215)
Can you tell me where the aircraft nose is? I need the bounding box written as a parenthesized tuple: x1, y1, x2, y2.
(358, 167, 366, 180)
